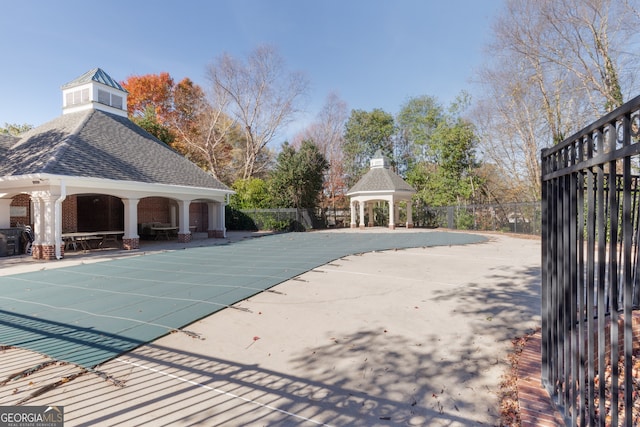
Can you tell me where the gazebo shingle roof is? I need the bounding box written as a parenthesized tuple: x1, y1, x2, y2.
(0, 134, 19, 155)
(0, 109, 229, 191)
(346, 150, 415, 195)
(347, 167, 415, 194)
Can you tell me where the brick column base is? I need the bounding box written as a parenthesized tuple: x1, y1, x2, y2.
(122, 238, 139, 250)
(350, 223, 357, 228)
(178, 233, 192, 243)
(407, 223, 414, 228)
(32, 244, 63, 260)
(31, 245, 41, 260)
(208, 230, 225, 238)
(389, 224, 396, 230)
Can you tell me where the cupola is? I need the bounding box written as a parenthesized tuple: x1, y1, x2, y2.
(369, 150, 390, 169)
(61, 68, 128, 117)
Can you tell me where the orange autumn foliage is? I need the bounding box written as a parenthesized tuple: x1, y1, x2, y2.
(121, 72, 236, 182)
(121, 72, 174, 123)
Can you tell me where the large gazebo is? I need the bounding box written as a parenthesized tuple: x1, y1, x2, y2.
(0, 68, 233, 260)
(346, 151, 416, 229)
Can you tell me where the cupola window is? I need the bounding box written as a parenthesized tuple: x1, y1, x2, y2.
(98, 89, 123, 109)
(111, 94, 123, 109)
(65, 88, 90, 106)
(98, 89, 110, 105)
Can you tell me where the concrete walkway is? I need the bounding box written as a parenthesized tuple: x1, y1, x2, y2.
(0, 229, 542, 426)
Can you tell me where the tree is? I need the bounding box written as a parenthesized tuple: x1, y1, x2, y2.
(121, 73, 176, 144)
(270, 141, 328, 209)
(0, 123, 32, 136)
(294, 93, 349, 221)
(473, 73, 550, 201)
(475, 0, 640, 201)
(403, 95, 481, 207)
(229, 177, 272, 209)
(429, 109, 480, 205)
(342, 108, 395, 185)
(531, 0, 632, 113)
(171, 78, 237, 183)
(474, 162, 528, 204)
(396, 95, 445, 167)
(122, 72, 175, 122)
(133, 106, 175, 145)
(122, 73, 237, 181)
(206, 44, 310, 179)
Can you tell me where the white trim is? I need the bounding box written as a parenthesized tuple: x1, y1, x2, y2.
(346, 189, 415, 196)
(54, 180, 66, 259)
(0, 174, 234, 201)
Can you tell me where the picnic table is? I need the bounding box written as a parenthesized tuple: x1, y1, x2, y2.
(150, 226, 178, 240)
(62, 231, 124, 251)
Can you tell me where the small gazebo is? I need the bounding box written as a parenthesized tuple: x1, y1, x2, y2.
(346, 150, 416, 229)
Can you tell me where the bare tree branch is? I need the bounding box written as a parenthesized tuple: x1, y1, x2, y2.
(207, 45, 309, 180)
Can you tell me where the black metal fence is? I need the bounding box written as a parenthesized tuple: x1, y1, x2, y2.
(414, 201, 541, 235)
(541, 95, 640, 426)
(226, 207, 320, 231)
(227, 204, 543, 234)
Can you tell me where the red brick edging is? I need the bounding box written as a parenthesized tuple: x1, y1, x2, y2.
(517, 332, 565, 427)
(517, 313, 640, 426)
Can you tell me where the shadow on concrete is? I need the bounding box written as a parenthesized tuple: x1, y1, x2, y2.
(1, 327, 482, 426)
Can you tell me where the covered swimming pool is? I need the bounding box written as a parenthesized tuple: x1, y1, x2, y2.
(0, 231, 486, 368)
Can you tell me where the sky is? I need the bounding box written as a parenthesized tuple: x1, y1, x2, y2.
(0, 0, 504, 141)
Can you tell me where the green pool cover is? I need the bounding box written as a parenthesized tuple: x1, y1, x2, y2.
(0, 231, 485, 368)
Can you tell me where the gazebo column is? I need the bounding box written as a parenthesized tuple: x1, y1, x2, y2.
(207, 201, 226, 238)
(394, 203, 400, 227)
(220, 202, 227, 238)
(350, 200, 357, 228)
(367, 203, 374, 227)
(0, 199, 11, 228)
(30, 194, 46, 259)
(31, 195, 43, 251)
(406, 200, 414, 228)
(177, 200, 192, 243)
(388, 196, 396, 230)
(53, 191, 65, 259)
(32, 193, 64, 260)
(122, 198, 140, 250)
(359, 200, 366, 230)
